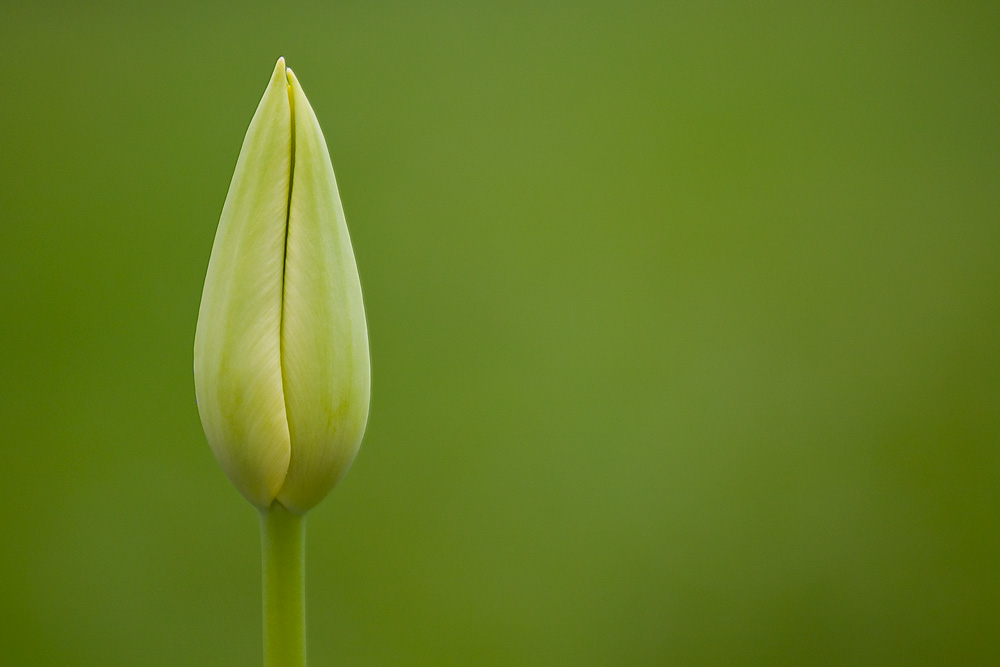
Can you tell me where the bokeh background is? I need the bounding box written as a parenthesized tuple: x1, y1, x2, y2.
(2, 2, 998, 665)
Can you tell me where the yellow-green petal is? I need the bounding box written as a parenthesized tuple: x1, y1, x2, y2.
(194, 58, 293, 510)
(276, 68, 371, 513)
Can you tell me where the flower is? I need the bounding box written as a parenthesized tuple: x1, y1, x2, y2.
(194, 57, 370, 514)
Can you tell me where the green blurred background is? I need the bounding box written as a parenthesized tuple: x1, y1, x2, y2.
(1, 1, 998, 665)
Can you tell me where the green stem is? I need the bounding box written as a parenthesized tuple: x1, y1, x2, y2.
(260, 503, 306, 667)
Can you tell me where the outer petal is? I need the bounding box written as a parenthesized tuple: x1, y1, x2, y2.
(194, 58, 292, 509)
(277, 68, 371, 513)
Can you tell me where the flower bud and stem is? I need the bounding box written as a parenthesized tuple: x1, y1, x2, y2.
(194, 57, 370, 666)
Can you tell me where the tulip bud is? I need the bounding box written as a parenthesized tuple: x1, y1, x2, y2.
(194, 58, 370, 514)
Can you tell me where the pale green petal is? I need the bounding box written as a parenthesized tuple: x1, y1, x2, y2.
(276, 68, 371, 513)
(194, 58, 293, 509)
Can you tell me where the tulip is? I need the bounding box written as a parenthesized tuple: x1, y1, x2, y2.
(194, 58, 370, 665)
(194, 57, 370, 515)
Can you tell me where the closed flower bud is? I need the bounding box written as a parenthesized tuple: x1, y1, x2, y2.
(194, 58, 370, 514)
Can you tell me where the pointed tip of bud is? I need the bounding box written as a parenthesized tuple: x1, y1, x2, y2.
(270, 57, 287, 85)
